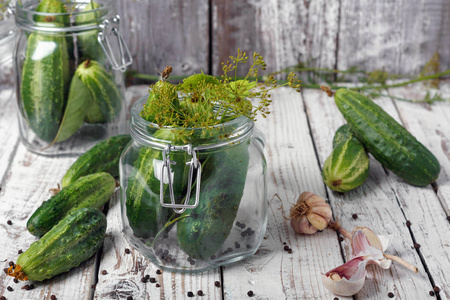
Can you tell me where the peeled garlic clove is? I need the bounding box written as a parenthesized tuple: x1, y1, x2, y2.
(322, 256, 371, 296)
(306, 213, 328, 231)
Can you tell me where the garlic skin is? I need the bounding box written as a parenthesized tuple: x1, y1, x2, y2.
(289, 192, 332, 234)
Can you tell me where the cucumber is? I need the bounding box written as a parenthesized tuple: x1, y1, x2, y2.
(332, 124, 354, 148)
(335, 89, 440, 186)
(27, 172, 115, 237)
(322, 133, 369, 193)
(9, 208, 106, 281)
(62, 134, 131, 187)
(176, 141, 250, 259)
(76, 60, 122, 123)
(125, 130, 190, 238)
(76, 2, 107, 64)
(21, 0, 70, 142)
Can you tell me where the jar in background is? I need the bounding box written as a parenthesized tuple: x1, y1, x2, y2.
(0, 2, 15, 102)
(120, 95, 268, 272)
(14, 0, 132, 155)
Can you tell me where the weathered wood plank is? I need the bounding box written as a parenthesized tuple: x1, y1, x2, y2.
(303, 89, 443, 299)
(0, 143, 96, 300)
(338, 0, 450, 75)
(222, 88, 349, 300)
(0, 88, 19, 184)
(212, 0, 339, 76)
(114, 0, 210, 81)
(93, 186, 222, 300)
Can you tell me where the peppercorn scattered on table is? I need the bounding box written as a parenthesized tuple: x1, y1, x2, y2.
(0, 83, 449, 299)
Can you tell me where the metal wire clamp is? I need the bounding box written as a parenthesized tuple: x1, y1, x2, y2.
(160, 144, 202, 214)
(98, 15, 133, 72)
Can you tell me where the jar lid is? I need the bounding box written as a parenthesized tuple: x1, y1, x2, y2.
(130, 95, 255, 151)
(14, 0, 113, 32)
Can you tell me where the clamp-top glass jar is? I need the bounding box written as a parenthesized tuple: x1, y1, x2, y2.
(120, 95, 268, 272)
(14, 0, 132, 155)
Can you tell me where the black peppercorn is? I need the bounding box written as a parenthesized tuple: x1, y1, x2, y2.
(7, 220, 12, 225)
(406, 220, 412, 227)
(429, 291, 435, 296)
(338, 236, 344, 242)
(13, 279, 18, 284)
(187, 291, 194, 297)
(247, 290, 254, 297)
(156, 269, 162, 275)
(17, 249, 22, 254)
(156, 283, 160, 288)
(101, 270, 107, 275)
(388, 292, 394, 298)
(6, 287, 12, 292)
(150, 278, 156, 283)
(125, 248, 130, 254)
(352, 213, 358, 219)
(0, 296, 6, 300)
(126, 296, 133, 300)
(50, 295, 57, 300)
(197, 290, 204, 296)
(414, 243, 421, 249)
(433, 286, 441, 293)
(22, 285, 30, 290)
(214, 281, 221, 287)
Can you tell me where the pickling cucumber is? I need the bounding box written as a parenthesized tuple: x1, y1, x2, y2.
(62, 134, 131, 187)
(21, 0, 70, 142)
(335, 89, 440, 186)
(27, 172, 115, 237)
(322, 129, 369, 192)
(76, 59, 122, 123)
(8, 208, 106, 281)
(176, 141, 250, 259)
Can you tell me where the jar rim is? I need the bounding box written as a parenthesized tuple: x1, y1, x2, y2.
(130, 94, 255, 150)
(14, 0, 112, 32)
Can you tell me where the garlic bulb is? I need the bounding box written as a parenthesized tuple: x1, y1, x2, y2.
(289, 192, 332, 234)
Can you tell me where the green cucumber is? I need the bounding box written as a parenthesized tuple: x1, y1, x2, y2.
(76, 2, 107, 63)
(322, 132, 369, 192)
(77, 60, 122, 123)
(62, 134, 131, 187)
(21, 0, 70, 142)
(332, 124, 354, 148)
(176, 141, 250, 259)
(11, 208, 106, 281)
(125, 130, 190, 238)
(27, 172, 115, 237)
(335, 89, 440, 186)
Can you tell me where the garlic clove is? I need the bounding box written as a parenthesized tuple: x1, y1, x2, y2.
(307, 213, 328, 231)
(310, 203, 333, 221)
(322, 256, 371, 296)
(351, 227, 384, 257)
(290, 216, 318, 234)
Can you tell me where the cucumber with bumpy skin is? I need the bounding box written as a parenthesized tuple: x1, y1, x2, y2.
(8, 208, 106, 281)
(332, 124, 354, 148)
(335, 89, 440, 186)
(125, 129, 190, 238)
(322, 132, 369, 192)
(176, 141, 250, 259)
(62, 134, 131, 187)
(77, 60, 122, 123)
(21, 0, 70, 142)
(27, 172, 115, 237)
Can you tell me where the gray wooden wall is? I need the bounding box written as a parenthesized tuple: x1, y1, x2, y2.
(115, 0, 450, 79)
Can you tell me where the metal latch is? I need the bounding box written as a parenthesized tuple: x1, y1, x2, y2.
(160, 144, 202, 214)
(98, 15, 133, 72)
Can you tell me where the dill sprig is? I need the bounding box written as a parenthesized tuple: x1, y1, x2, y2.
(140, 49, 301, 131)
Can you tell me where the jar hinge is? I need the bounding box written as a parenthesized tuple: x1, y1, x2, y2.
(98, 15, 132, 72)
(160, 144, 202, 214)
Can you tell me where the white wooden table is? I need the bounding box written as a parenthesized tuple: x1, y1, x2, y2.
(0, 83, 449, 300)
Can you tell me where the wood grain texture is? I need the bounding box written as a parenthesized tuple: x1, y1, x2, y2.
(114, 0, 209, 81)
(0, 88, 19, 184)
(337, 0, 450, 75)
(303, 89, 444, 299)
(222, 88, 349, 300)
(212, 0, 339, 76)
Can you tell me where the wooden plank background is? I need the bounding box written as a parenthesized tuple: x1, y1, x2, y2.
(111, 0, 450, 79)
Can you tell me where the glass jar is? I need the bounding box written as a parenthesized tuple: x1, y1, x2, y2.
(0, 2, 15, 102)
(120, 95, 268, 272)
(14, 0, 132, 155)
